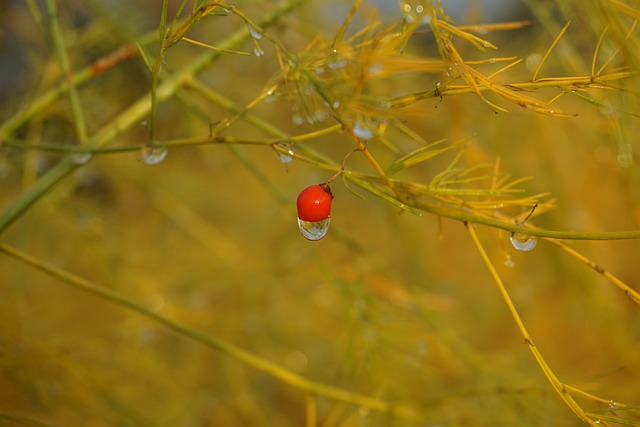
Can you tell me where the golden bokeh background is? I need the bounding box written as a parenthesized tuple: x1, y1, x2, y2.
(1, 0, 639, 425)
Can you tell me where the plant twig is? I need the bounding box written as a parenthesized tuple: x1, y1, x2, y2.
(45, 0, 89, 145)
(0, 0, 307, 235)
(0, 242, 421, 420)
(466, 223, 602, 427)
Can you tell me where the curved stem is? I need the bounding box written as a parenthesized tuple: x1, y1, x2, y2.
(466, 223, 600, 427)
(0, 242, 420, 420)
(546, 238, 640, 304)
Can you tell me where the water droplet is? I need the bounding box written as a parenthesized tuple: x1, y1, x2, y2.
(401, 2, 426, 23)
(328, 50, 347, 69)
(510, 233, 537, 251)
(369, 63, 383, 75)
(291, 113, 304, 126)
(248, 26, 262, 40)
(248, 25, 265, 57)
(313, 109, 327, 122)
(297, 217, 330, 241)
(253, 45, 264, 57)
(401, 3, 415, 23)
(328, 58, 346, 69)
(353, 120, 375, 140)
(504, 254, 515, 268)
(278, 152, 293, 163)
(72, 151, 92, 164)
(277, 146, 295, 164)
(141, 145, 168, 165)
(264, 87, 277, 102)
(609, 400, 619, 409)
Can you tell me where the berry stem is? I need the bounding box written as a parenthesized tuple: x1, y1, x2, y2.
(345, 131, 406, 202)
(324, 147, 362, 185)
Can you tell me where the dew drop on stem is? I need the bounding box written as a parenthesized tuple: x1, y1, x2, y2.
(141, 145, 168, 165)
(401, 2, 426, 24)
(353, 120, 375, 140)
(248, 26, 264, 57)
(510, 232, 537, 251)
(328, 50, 347, 69)
(277, 146, 295, 164)
(72, 151, 92, 165)
(248, 26, 262, 40)
(253, 44, 264, 57)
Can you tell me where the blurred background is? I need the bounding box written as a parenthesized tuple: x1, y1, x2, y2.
(1, 0, 639, 426)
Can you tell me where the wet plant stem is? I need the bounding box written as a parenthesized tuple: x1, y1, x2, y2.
(0, 0, 306, 235)
(9, 131, 640, 242)
(466, 223, 601, 426)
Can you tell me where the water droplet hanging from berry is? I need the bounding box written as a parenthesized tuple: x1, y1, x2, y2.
(296, 183, 333, 240)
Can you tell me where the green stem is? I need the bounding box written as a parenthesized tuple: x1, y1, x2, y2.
(418, 202, 640, 240)
(0, 0, 306, 236)
(0, 242, 420, 420)
(0, 43, 137, 142)
(466, 224, 599, 426)
(45, 0, 89, 145)
(8, 131, 640, 241)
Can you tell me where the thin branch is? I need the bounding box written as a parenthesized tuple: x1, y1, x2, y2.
(0, 242, 421, 420)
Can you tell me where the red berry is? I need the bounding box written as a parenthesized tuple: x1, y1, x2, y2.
(296, 184, 334, 222)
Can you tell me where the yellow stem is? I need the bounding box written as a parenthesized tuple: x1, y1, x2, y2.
(0, 242, 420, 420)
(465, 223, 600, 427)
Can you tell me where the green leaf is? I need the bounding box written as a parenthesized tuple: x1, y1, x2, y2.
(386, 138, 457, 175)
(346, 174, 423, 216)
